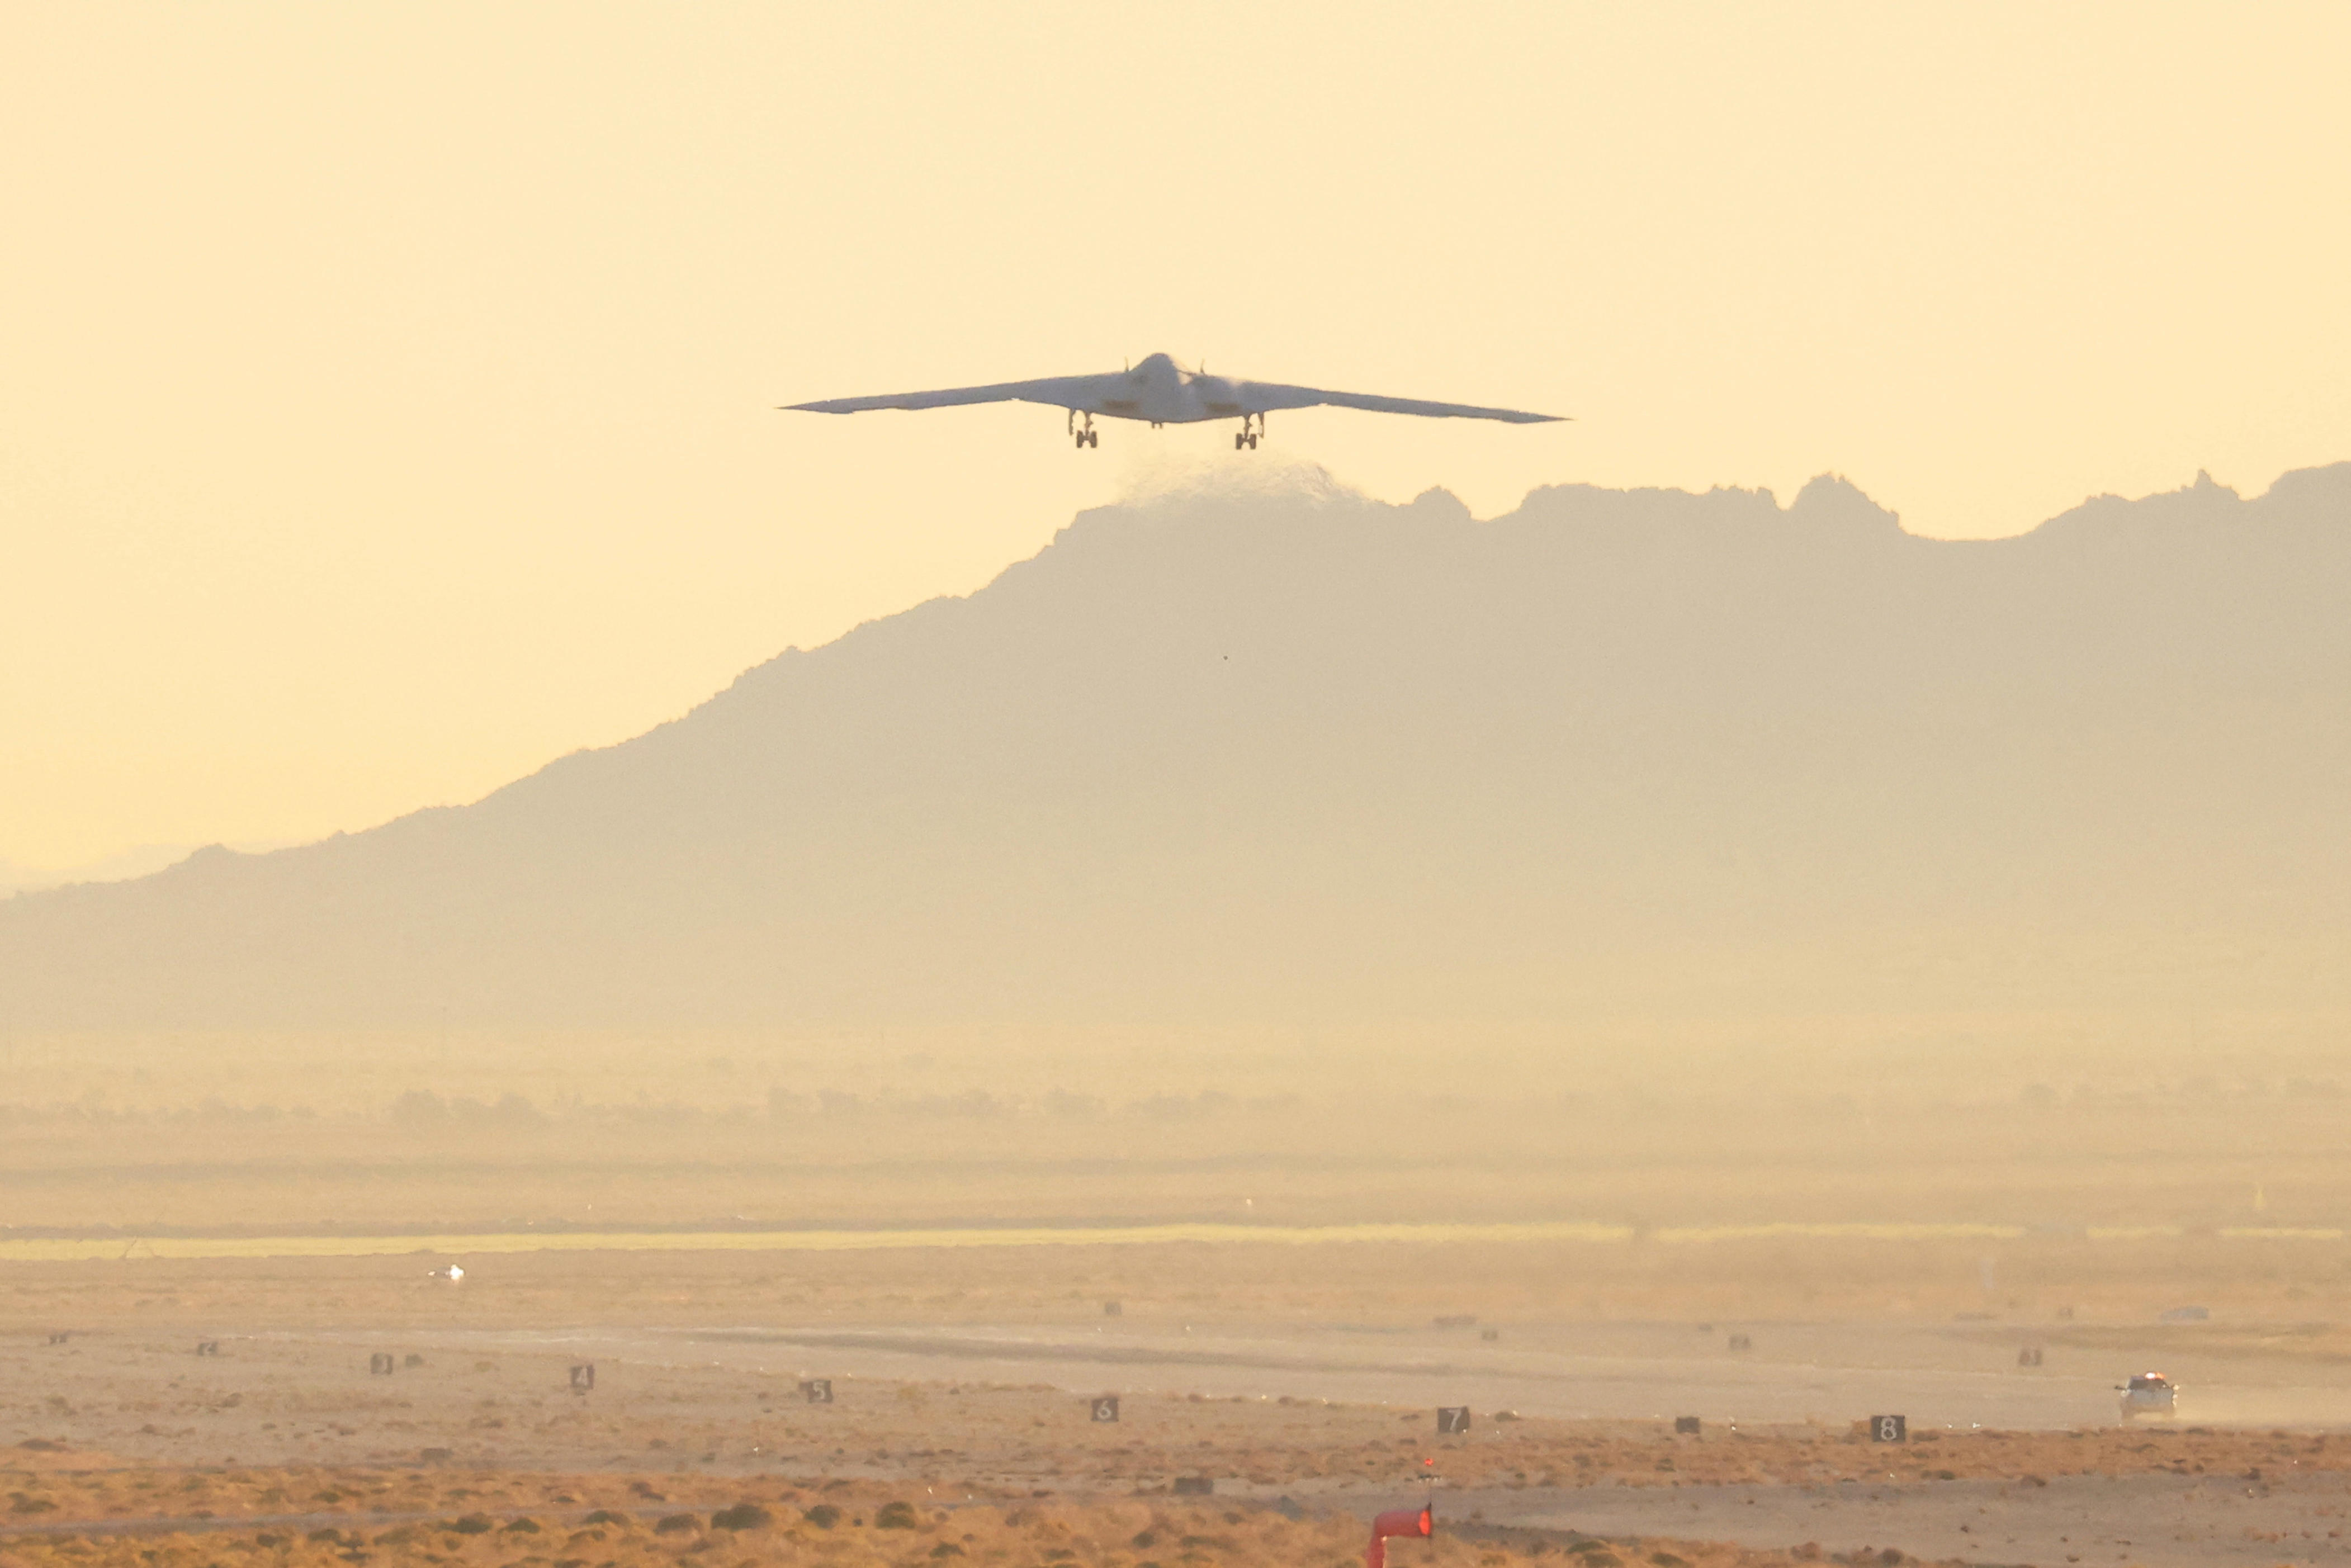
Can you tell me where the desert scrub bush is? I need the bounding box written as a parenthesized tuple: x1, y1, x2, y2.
(714, 1504, 775, 1532)
(875, 1502, 920, 1531)
(803, 1505, 844, 1529)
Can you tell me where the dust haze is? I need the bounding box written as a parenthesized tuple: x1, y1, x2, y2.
(7, 468, 2351, 1568)
(10, 6, 2351, 1564)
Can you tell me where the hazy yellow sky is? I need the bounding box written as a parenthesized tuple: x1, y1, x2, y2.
(4, 4, 2347, 873)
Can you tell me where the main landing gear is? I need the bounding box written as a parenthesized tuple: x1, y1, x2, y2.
(1233, 411, 1264, 451)
(1068, 409, 1098, 449)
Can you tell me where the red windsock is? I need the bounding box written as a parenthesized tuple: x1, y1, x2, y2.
(1365, 1506, 1434, 1568)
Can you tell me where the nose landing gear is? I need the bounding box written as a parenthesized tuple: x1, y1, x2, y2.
(1233, 411, 1264, 451)
(1068, 409, 1099, 449)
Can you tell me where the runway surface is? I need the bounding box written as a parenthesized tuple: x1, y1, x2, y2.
(390, 1318, 2351, 1432)
(1451, 1472, 2351, 1568)
(16, 1221, 2340, 1264)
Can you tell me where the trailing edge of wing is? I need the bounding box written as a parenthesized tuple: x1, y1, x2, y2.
(782, 375, 1099, 414)
(1238, 382, 1565, 423)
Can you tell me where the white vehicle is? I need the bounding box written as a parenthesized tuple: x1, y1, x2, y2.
(2117, 1371, 2178, 1420)
(784, 352, 1564, 449)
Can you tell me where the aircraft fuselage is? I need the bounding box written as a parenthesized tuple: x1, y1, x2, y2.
(1090, 354, 1246, 423)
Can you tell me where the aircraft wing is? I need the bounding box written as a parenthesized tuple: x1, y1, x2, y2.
(1234, 380, 1564, 424)
(783, 374, 1108, 414)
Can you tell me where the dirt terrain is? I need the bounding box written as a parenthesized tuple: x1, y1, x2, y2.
(5, 1315, 2344, 1490)
(0, 1474, 1881, 1568)
(5, 1241, 2351, 1568)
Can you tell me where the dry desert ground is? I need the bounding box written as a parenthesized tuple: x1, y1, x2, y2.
(7, 1239, 2351, 1568)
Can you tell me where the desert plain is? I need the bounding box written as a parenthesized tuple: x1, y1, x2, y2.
(9, 1221, 2351, 1568)
(6, 1029, 2350, 1568)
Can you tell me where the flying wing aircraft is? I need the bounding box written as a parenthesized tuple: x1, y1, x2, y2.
(782, 352, 1564, 448)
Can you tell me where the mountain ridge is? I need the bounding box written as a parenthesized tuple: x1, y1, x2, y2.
(6, 463, 2347, 1039)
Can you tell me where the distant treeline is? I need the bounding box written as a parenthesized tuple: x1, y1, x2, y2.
(386, 1086, 1308, 1128)
(1, 1075, 2344, 1132)
(0, 1087, 1310, 1130)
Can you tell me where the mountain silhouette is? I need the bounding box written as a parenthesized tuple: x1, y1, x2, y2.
(6, 465, 2347, 1039)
